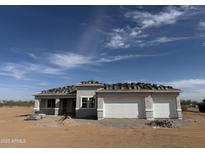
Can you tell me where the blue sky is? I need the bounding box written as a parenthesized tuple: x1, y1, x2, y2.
(0, 5, 205, 101)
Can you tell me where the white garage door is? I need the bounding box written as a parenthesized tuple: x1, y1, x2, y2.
(153, 103, 170, 118)
(104, 97, 144, 118)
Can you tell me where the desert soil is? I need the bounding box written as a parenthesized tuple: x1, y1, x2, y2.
(0, 106, 204, 148)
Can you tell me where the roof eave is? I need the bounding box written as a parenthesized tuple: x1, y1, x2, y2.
(33, 93, 76, 96)
(75, 84, 104, 87)
(96, 89, 182, 93)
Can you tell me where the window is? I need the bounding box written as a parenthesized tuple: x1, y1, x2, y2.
(81, 97, 95, 109)
(82, 97, 88, 108)
(89, 97, 95, 108)
(47, 99, 55, 108)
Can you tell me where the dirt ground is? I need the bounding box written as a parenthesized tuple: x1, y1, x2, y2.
(0, 106, 205, 148)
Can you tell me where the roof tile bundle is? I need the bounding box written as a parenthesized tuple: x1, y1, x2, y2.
(41, 80, 178, 94)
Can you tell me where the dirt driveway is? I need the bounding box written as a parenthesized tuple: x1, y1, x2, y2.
(0, 106, 204, 147)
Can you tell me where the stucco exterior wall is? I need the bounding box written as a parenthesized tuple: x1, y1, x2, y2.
(39, 108, 55, 115)
(75, 86, 101, 118)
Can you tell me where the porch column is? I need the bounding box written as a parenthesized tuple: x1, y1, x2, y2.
(145, 94, 154, 120)
(54, 98, 60, 116)
(34, 99, 40, 112)
(97, 96, 104, 120)
(176, 95, 182, 120)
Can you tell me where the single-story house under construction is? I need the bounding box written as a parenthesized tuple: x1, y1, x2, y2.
(33, 80, 182, 120)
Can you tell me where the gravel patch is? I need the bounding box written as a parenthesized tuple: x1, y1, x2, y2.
(146, 120, 178, 128)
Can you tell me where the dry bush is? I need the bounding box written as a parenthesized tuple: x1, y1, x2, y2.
(0, 100, 34, 107)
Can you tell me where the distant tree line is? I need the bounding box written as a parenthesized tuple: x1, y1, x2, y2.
(180, 99, 199, 106)
(199, 99, 205, 112)
(181, 98, 205, 112)
(0, 100, 34, 107)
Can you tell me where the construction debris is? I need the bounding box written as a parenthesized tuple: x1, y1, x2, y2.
(24, 114, 45, 121)
(146, 120, 176, 128)
(57, 116, 79, 127)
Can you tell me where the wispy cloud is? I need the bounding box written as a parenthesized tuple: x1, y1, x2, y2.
(27, 53, 37, 59)
(199, 20, 205, 28)
(0, 62, 64, 80)
(166, 79, 205, 88)
(201, 42, 205, 47)
(0, 63, 27, 79)
(106, 6, 197, 49)
(0, 52, 153, 80)
(49, 52, 93, 69)
(106, 27, 148, 49)
(139, 36, 192, 47)
(106, 33, 130, 49)
(161, 78, 205, 101)
(97, 54, 153, 63)
(125, 6, 184, 29)
(151, 36, 191, 43)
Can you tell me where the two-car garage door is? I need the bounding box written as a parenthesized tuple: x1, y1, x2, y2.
(104, 97, 145, 118)
(103, 95, 177, 119)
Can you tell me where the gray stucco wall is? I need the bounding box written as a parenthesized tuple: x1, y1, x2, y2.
(39, 108, 55, 115)
(75, 86, 101, 118)
(37, 98, 72, 115)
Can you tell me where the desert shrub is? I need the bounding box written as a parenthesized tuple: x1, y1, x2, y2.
(198, 103, 205, 112)
(0, 100, 34, 107)
(181, 105, 189, 112)
(181, 99, 199, 107)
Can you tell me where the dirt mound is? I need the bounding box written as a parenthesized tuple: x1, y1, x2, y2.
(63, 118, 79, 127)
(58, 116, 79, 127)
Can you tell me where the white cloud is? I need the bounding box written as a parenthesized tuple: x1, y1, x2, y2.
(199, 20, 205, 28)
(0, 63, 27, 79)
(202, 42, 205, 47)
(49, 52, 92, 68)
(144, 36, 192, 46)
(106, 27, 147, 49)
(125, 7, 184, 29)
(106, 6, 196, 49)
(0, 62, 64, 79)
(0, 51, 154, 80)
(161, 78, 205, 101)
(27, 53, 37, 59)
(166, 79, 205, 88)
(49, 52, 152, 65)
(106, 33, 130, 49)
(97, 54, 152, 63)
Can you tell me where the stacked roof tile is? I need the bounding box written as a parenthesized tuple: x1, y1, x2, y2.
(40, 80, 179, 94)
(41, 85, 77, 94)
(102, 83, 176, 91)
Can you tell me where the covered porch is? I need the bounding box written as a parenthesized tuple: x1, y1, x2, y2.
(34, 94, 76, 116)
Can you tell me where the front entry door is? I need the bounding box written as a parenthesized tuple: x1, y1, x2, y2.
(71, 99, 76, 115)
(62, 99, 67, 114)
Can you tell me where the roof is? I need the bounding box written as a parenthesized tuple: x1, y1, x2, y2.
(34, 80, 180, 96)
(40, 85, 77, 95)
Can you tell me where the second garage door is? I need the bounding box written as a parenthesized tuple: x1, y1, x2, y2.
(104, 97, 144, 118)
(153, 97, 177, 118)
(153, 102, 170, 118)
